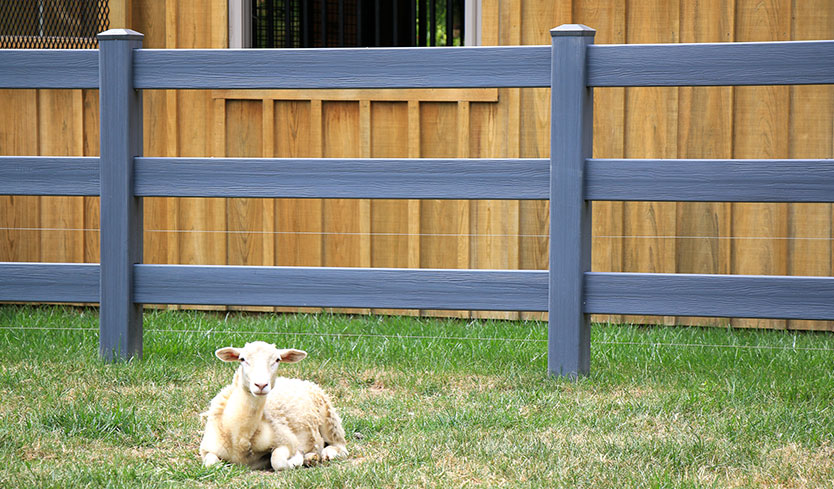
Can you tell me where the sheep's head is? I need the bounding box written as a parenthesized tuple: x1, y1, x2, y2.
(215, 342, 307, 397)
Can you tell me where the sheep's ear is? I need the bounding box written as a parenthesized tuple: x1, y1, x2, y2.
(216, 347, 241, 362)
(277, 349, 307, 363)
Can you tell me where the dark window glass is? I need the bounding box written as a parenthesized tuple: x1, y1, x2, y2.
(252, 0, 464, 48)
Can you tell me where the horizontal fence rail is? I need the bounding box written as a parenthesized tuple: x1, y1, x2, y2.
(133, 46, 553, 89)
(585, 158, 834, 202)
(585, 273, 834, 321)
(134, 265, 549, 311)
(0, 157, 100, 196)
(0, 50, 99, 88)
(587, 40, 834, 87)
(134, 157, 550, 199)
(0, 263, 100, 303)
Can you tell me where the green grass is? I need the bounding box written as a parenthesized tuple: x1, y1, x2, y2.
(1, 305, 834, 488)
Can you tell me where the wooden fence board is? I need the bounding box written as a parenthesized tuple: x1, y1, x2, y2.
(574, 0, 626, 325)
(622, 0, 679, 325)
(787, 0, 834, 331)
(731, 0, 791, 329)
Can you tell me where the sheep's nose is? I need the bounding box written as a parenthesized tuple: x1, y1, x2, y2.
(254, 383, 268, 392)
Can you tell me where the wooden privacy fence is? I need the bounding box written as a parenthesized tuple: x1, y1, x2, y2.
(1, 25, 833, 377)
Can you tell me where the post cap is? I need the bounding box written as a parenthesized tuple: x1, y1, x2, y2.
(97, 29, 144, 41)
(550, 24, 596, 37)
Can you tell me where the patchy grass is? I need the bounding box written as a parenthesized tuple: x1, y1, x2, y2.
(1, 305, 834, 488)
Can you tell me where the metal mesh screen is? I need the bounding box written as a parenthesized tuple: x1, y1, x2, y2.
(0, 0, 109, 49)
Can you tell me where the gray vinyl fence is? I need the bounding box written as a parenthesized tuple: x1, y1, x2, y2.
(1, 25, 833, 378)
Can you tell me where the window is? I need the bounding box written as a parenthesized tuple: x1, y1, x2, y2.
(230, 0, 478, 49)
(0, 0, 110, 49)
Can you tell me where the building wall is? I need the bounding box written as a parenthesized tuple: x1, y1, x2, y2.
(1, 0, 832, 328)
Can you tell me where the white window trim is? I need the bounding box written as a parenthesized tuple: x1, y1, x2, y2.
(229, 0, 481, 48)
(229, 0, 252, 48)
(464, 0, 481, 46)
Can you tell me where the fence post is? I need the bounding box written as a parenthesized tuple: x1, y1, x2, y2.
(549, 24, 595, 378)
(98, 29, 144, 361)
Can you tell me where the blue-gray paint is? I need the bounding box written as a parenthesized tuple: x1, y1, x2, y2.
(0, 50, 98, 89)
(588, 40, 834, 87)
(0, 263, 100, 303)
(0, 157, 99, 196)
(2, 27, 834, 378)
(133, 46, 552, 89)
(98, 29, 144, 361)
(585, 159, 834, 202)
(134, 265, 549, 311)
(134, 157, 550, 199)
(585, 272, 834, 320)
(549, 25, 595, 378)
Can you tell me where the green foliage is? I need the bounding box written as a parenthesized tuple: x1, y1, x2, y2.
(1, 305, 833, 488)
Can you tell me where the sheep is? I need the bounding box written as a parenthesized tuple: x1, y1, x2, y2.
(199, 341, 349, 471)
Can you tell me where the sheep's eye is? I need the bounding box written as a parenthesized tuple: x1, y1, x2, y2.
(239, 357, 246, 363)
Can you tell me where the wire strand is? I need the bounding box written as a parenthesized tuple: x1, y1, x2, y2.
(1, 326, 831, 351)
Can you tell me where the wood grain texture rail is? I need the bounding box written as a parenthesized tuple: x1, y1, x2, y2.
(0, 50, 99, 88)
(133, 46, 552, 89)
(133, 265, 549, 311)
(588, 40, 834, 87)
(0, 157, 100, 196)
(0, 263, 100, 303)
(585, 159, 834, 202)
(585, 272, 834, 320)
(134, 157, 550, 199)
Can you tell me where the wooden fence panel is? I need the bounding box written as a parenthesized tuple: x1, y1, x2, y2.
(1, 0, 832, 329)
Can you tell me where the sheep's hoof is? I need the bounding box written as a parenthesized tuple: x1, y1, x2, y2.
(288, 451, 304, 469)
(203, 453, 221, 467)
(321, 445, 348, 461)
(303, 452, 321, 467)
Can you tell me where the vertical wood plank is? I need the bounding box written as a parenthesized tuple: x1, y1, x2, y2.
(675, 0, 734, 327)
(38, 90, 85, 265)
(731, 0, 791, 329)
(274, 99, 322, 314)
(82, 89, 101, 265)
(0, 89, 40, 263)
(574, 0, 626, 325)
(787, 0, 834, 331)
(419, 102, 468, 318)
(406, 100, 422, 315)
(224, 100, 273, 312)
(358, 100, 372, 270)
(622, 0, 679, 326)
(321, 101, 366, 314)
(370, 101, 412, 315)
(274, 100, 322, 269)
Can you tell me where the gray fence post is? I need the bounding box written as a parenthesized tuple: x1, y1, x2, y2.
(549, 24, 595, 378)
(98, 29, 144, 361)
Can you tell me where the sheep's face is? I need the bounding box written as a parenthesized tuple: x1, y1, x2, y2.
(216, 342, 307, 397)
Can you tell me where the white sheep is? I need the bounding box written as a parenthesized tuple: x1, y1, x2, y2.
(199, 341, 349, 471)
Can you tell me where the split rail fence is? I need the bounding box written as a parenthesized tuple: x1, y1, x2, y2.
(1, 26, 833, 377)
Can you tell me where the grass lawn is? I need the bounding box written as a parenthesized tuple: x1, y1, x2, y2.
(1, 305, 833, 488)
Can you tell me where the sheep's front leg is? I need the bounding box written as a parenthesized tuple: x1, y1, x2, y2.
(271, 445, 304, 471)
